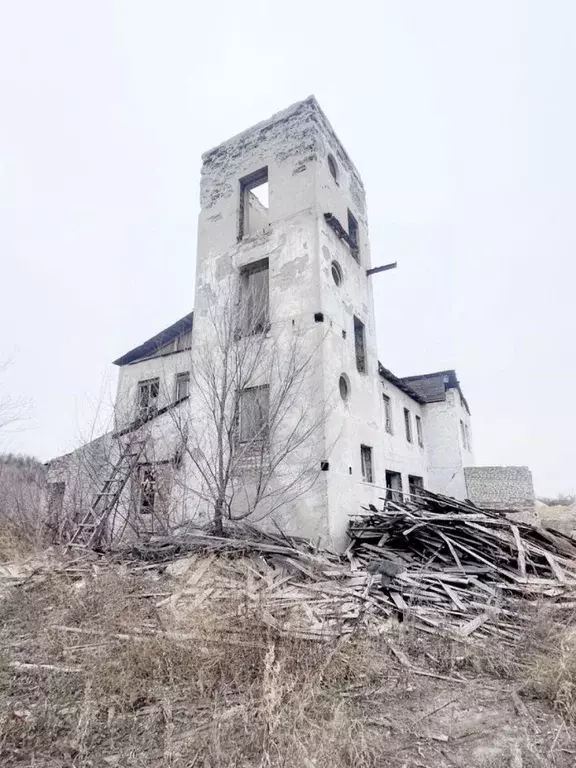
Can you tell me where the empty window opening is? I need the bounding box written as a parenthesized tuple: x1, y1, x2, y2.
(385, 470, 403, 503)
(382, 394, 393, 434)
(239, 167, 269, 239)
(342, 329, 347, 339)
(175, 372, 190, 401)
(408, 475, 424, 499)
(314, 312, 324, 323)
(416, 415, 424, 447)
(139, 466, 156, 515)
(354, 316, 366, 373)
(331, 260, 343, 286)
(348, 209, 359, 261)
(339, 374, 350, 401)
(238, 385, 269, 443)
(239, 258, 269, 336)
(138, 378, 160, 420)
(320, 460, 330, 471)
(360, 445, 374, 483)
(404, 408, 412, 443)
(465, 424, 471, 452)
(327, 154, 338, 182)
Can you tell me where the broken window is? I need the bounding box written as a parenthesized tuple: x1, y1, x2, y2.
(137, 378, 160, 420)
(139, 466, 156, 515)
(353, 316, 366, 373)
(238, 385, 269, 443)
(416, 415, 424, 447)
(239, 167, 269, 239)
(385, 470, 403, 503)
(239, 258, 270, 336)
(175, 372, 190, 401)
(404, 408, 412, 443)
(360, 445, 374, 483)
(382, 394, 393, 434)
(408, 475, 424, 498)
(348, 209, 359, 262)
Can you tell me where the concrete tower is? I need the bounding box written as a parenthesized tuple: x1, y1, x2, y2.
(191, 97, 382, 548)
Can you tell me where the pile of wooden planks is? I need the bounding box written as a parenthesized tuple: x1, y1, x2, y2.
(110, 493, 576, 643)
(348, 491, 576, 641)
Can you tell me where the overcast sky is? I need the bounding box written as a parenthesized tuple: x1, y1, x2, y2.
(1, 1, 574, 495)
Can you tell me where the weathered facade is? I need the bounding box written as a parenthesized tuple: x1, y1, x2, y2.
(46, 97, 533, 549)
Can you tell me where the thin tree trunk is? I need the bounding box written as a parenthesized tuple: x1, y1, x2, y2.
(213, 496, 224, 536)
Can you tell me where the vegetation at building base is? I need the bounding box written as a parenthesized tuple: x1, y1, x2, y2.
(1, 532, 576, 766)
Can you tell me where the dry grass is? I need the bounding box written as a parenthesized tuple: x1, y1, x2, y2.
(0, 559, 575, 767)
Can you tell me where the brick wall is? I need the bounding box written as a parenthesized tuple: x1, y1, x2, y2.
(464, 466, 535, 517)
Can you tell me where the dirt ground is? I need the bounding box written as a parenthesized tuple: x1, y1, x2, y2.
(0, 550, 575, 767)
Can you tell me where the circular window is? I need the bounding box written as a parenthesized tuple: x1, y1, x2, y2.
(339, 374, 350, 402)
(331, 260, 343, 286)
(327, 154, 338, 182)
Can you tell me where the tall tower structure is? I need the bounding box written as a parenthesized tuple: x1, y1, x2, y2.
(191, 97, 382, 548)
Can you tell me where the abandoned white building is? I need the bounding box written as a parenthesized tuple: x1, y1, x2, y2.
(46, 97, 534, 550)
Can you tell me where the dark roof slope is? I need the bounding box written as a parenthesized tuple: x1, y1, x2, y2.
(113, 312, 193, 367)
(378, 362, 425, 404)
(401, 370, 470, 414)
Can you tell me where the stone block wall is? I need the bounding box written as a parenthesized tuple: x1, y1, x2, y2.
(464, 465, 535, 516)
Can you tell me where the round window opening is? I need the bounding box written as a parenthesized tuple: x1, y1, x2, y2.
(339, 374, 350, 402)
(331, 260, 343, 286)
(327, 154, 338, 182)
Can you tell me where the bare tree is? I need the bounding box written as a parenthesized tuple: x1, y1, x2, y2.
(170, 275, 331, 536)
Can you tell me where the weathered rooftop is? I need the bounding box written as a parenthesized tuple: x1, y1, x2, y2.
(401, 370, 470, 414)
(113, 312, 193, 366)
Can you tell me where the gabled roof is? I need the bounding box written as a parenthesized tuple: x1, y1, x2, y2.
(113, 312, 193, 367)
(400, 369, 470, 414)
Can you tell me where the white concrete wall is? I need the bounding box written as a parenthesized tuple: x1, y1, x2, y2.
(422, 388, 473, 499)
(114, 351, 192, 431)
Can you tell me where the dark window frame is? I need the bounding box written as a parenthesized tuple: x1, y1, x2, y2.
(404, 408, 412, 443)
(237, 384, 270, 445)
(360, 444, 374, 484)
(137, 378, 160, 420)
(238, 258, 270, 337)
(353, 315, 366, 373)
(347, 209, 360, 262)
(175, 371, 190, 401)
(382, 393, 393, 434)
(416, 414, 424, 447)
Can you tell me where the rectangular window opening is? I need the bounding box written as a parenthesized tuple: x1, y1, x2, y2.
(139, 466, 156, 515)
(175, 372, 190, 401)
(460, 419, 467, 450)
(385, 470, 403, 503)
(382, 394, 393, 434)
(238, 385, 270, 444)
(239, 167, 269, 240)
(416, 415, 424, 447)
(360, 444, 374, 483)
(353, 316, 366, 373)
(137, 378, 160, 420)
(348, 209, 359, 262)
(239, 258, 270, 336)
(404, 408, 412, 443)
(408, 475, 424, 498)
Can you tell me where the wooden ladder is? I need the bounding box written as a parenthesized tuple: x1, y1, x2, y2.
(67, 437, 147, 549)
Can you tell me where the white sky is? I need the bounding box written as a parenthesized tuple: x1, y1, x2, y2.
(1, 1, 574, 496)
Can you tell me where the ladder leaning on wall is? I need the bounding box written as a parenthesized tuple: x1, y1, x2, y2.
(67, 435, 147, 550)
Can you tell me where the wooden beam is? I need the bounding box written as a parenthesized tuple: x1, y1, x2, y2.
(366, 262, 397, 277)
